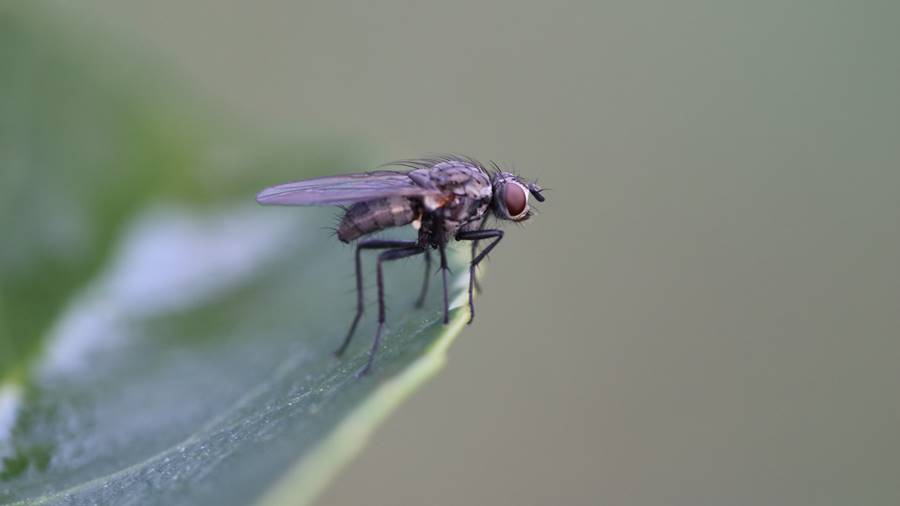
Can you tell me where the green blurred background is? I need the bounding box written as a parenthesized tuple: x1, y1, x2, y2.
(15, 1, 900, 504)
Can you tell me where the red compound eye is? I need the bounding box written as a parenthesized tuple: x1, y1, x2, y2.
(504, 183, 527, 218)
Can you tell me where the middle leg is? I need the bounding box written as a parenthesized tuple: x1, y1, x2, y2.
(413, 248, 432, 309)
(438, 241, 450, 324)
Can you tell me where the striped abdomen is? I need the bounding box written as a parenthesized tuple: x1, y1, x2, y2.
(337, 197, 418, 243)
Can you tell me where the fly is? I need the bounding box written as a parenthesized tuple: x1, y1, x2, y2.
(256, 155, 545, 375)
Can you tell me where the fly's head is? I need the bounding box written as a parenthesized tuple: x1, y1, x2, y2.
(490, 172, 545, 222)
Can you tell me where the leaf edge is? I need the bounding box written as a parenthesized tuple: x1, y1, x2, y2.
(255, 265, 472, 506)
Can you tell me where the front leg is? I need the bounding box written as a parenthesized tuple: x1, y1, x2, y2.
(455, 229, 504, 324)
(468, 216, 488, 293)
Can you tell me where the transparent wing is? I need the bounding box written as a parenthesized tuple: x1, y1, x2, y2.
(256, 170, 439, 206)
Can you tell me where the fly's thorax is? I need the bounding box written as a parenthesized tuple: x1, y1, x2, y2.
(412, 162, 493, 244)
(337, 196, 418, 243)
(416, 194, 491, 246)
(413, 161, 492, 207)
(444, 195, 490, 229)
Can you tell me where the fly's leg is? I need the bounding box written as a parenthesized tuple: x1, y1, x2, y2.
(413, 248, 431, 309)
(455, 229, 504, 324)
(470, 242, 483, 293)
(360, 246, 426, 376)
(468, 217, 488, 293)
(433, 217, 451, 325)
(336, 239, 418, 357)
(438, 241, 450, 324)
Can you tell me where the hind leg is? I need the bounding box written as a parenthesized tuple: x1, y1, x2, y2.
(359, 245, 426, 376)
(335, 239, 418, 357)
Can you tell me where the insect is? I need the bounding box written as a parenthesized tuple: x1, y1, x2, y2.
(256, 155, 545, 375)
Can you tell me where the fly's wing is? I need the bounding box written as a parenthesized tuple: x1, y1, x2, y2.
(256, 170, 439, 206)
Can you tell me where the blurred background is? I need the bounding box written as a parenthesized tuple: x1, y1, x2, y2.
(7, 0, 900, 504)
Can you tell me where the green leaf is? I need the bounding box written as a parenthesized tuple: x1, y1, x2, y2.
(0, 3, 471, 505)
